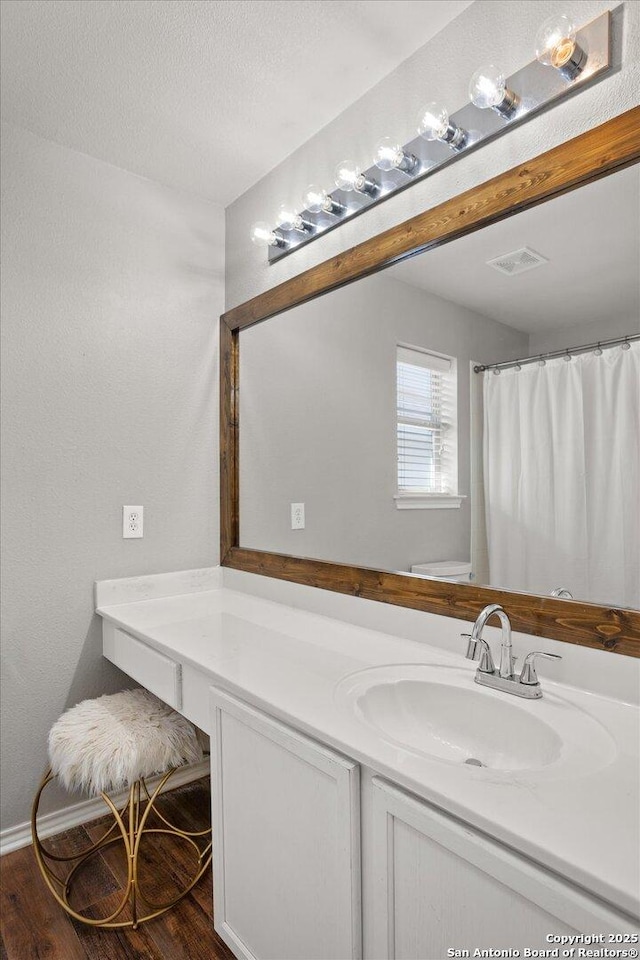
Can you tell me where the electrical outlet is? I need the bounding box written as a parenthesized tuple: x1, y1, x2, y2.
(291, 502, 305, 530)
(123, 505, 144, 539)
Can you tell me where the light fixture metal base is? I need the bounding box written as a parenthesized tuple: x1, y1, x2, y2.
(398, 152, 419, 173)
(268, 8, 612, 263)
(557, 42, 589, 81)
(440, 121, 467, 150)
(492, 88, 520, 119)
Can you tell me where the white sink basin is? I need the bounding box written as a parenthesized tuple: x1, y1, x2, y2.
(335, 664, 616, 774)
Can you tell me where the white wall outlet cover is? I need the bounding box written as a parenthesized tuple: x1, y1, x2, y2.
(123, 505, 144, 539)
(291, 503, 305, 530)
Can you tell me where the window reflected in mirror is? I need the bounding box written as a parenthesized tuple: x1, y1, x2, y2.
(396, 345, 458, 503)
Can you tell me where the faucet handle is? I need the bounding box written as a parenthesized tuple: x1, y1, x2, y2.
(462, 634, 495, 674)
(463, 633, 478, 659)
(519, 651, 562, 685)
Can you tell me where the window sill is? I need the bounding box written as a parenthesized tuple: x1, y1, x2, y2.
(394, 494, 466, 510)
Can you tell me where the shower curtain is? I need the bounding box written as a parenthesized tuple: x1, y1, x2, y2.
(483, 342, 639, 608)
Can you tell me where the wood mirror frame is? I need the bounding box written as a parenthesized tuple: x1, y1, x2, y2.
(220, 107, 640, 657)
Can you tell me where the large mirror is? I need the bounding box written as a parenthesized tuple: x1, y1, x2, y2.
(238, 164, 639, 611)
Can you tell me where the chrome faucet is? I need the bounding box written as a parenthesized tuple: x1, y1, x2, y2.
(463, 603, 561, 699)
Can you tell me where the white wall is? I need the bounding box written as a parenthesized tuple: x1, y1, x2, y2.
(225, 0, 639, 310)
(240, 272, 527, 571)
(0, 123, 224, 830)
(530, 316, 640, 354)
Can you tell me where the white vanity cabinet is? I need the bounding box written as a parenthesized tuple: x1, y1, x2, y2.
(208, 688, 637, 960)
(209, 687, 362, 960)
(363, 774, 634, 959)
(99, 606, 639, 960)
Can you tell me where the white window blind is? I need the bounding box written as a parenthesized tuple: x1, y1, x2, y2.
(397, 345, 457, 494)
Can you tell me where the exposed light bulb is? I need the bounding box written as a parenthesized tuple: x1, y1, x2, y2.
(276, 204, 311, 233)
(535, 14, 586, 80)
(468, 65, 519, 118)
(301, 184, 344, 216)
(334, 161, 377, 196)
(418, 103, 448, 140)
(417, 102, 466, 150)
(250, 221, 282, 248)
(373, 137, 419, 174)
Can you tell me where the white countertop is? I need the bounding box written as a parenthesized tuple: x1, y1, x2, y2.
(97, 579, 640, 920)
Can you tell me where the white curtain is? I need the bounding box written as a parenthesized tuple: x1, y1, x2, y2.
(483, 342, 640, 608)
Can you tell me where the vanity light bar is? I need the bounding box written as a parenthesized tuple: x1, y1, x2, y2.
(252, 9, 612, 263)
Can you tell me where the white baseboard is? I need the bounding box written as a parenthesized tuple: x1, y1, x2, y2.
(0, 759, 210, 857)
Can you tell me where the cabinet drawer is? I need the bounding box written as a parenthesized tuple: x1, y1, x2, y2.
(103, 624, 182, 710)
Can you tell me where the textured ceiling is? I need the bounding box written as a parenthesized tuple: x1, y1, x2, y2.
(0, 0, 472, 205)
(388, 165, 640, 335)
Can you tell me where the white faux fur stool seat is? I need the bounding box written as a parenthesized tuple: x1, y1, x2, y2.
(48, 688, 202, 796)
(32, 687, 211, 930)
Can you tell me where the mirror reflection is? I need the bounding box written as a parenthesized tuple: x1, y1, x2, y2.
(239, 166, 640, 609)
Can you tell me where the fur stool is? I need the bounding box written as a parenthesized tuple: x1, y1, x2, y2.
(31, 688, 210, 929)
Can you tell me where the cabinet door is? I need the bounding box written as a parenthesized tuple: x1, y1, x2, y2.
(367, 775, 635, 960)
(210, 687, 361, 960)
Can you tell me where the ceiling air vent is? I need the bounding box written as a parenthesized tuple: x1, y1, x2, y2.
(486, 246, 549, 276)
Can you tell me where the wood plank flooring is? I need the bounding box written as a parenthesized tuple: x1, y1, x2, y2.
(0, 777, 237, 960)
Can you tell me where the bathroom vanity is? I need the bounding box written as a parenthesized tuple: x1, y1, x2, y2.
(97, 568, 640, 960)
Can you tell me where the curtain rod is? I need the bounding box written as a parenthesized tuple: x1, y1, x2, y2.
(473, 333, 640, 373)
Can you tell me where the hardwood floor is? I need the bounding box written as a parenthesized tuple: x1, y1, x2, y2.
(0, 777, 237, 960)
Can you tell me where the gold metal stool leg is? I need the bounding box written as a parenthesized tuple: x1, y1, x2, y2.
(31, 768, 212, 929)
